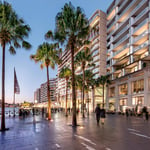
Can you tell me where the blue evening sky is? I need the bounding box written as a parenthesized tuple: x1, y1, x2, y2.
(0, 0, 113, 103)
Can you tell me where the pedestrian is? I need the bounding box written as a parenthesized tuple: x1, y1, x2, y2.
(145, 110, 149, 121)
(125, 109, 129, 118)
(42, 107, 44, 117)
(100, 108, 106, 125)
(95, 104, 101, 126)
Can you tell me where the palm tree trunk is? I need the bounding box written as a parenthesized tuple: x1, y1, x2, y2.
(82, 68, 85, 118)
(87, 91, 89, 116)
(1, 44, 6, 131)
(92, 86, 95, 113)
(46, 66, 51, 120)
(103, 84, 104, 108)
(71, 43, 77, 126)
(65, 78, 68, 116)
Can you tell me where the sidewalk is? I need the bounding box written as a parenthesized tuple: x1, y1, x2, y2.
(0, 113, 150, 150)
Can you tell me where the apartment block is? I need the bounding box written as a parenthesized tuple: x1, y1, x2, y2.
(34, 78, 57, 106)
(106, 0, 150, 112)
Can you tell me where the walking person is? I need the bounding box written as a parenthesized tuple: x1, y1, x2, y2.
(100, 108, 106, 125)
(95, 104, 101, 126)
(125, 108, 129, 119)
(145, 110, 149, 121)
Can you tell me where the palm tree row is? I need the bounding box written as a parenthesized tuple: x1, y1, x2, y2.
(0, 0, 110, 131)
(0, 1, 31, 131)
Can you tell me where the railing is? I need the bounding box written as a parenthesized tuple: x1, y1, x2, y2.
(0, 111, 19, 117)
(113, 25, 129, 41)
(133, 30, 149, 42)
(134, 8, 149, 23)
(131, 0, 147, 18)
(113, 43, 129, 57)
(134, 41, 149, 52)
(118, 0, 136, 20)
(113, 34, 129, 48)
(118, 0, 128, 12)
(134, 19, 148, 33)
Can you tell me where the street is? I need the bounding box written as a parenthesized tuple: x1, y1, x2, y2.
(0, 113, 150, 150)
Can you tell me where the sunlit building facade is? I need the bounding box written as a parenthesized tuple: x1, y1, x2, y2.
(106, 0, 150, 112)
(57, 10, 107, 111)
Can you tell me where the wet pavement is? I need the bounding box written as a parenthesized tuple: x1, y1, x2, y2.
(0, 113, 150, 150)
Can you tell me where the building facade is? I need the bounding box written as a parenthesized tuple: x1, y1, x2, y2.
(34, 78, 57, 107)
(106, 0, 150, 112)
(57, 10, 107, 111)
(34, 88, 41, 103)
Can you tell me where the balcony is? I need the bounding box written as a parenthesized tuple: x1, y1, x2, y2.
(113, 25, 129, 41)
(134, 41, 149, 52)
(133, 30, 149, 43)
(113, 43, 129, 58)
(131, 0, 147, 18)
(118, 0, 136, 21)
(118, 0, 128, 12)
(133, 19, 148, 34)
(134, 8, 149, 24)
(113, 34, 129, 49)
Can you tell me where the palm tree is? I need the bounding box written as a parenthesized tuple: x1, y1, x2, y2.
(96, 75, 110, 108)
(84, 70, 95, 115)
(75, 49, 94, 118)
(59, 67, 71, 116)
(0, 1, 31, 131)
(75, 74, 83, 112)
(54, 2, 90, 126)
(31, 42, 60, 120)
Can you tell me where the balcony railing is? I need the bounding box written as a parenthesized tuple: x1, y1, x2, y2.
(113, 43, 129, 57)
(134, 8, 149, 23)
(113, 25, 129, 41)
(131, 0, 147, 19)
(118, 0, 136, 20)
(134, 19, 148, 33)
(118, 0, 128, 12)
(114, 34, 129, 49)
(134, 41, 149, 52)
(133, 30, 149, 43)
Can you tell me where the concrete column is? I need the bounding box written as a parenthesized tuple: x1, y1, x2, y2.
(144, 70, 148, 106)
(128, 77, 132, 107)
(115, 81, 119, 111)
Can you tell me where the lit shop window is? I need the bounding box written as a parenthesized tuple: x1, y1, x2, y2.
(119, 83, 128, 95)
(132, 79, 144, 94)
(109, 87, 115, 97)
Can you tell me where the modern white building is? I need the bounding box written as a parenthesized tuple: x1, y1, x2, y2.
(106, 0, 150, 112)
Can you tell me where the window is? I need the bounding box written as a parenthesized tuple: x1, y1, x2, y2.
(119, 83, 128, 95)
(132, 79, 144, 94)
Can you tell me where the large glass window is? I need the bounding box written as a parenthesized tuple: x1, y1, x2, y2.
(132, 79, 144, 94)
(119, 83, 128, 95)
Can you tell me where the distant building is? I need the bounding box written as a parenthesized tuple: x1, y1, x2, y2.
(34, 88, 41, 103)
(34, 78, 57, 106)
(40, 78, 57, 103)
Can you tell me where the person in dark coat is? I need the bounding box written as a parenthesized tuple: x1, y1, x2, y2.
(100, 108, 106, 125)
(95, 104, 101, 126)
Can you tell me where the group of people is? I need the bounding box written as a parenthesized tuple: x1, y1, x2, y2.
(125, 106, 149, 121)
(95, 104, 106, 126)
